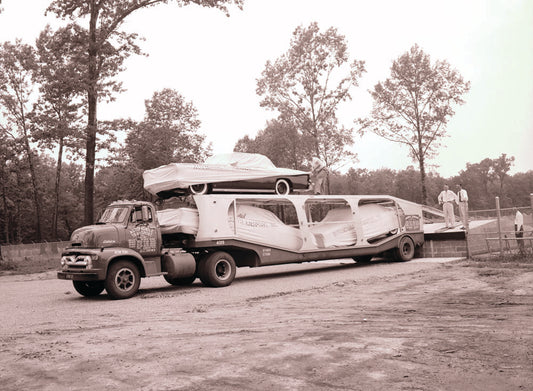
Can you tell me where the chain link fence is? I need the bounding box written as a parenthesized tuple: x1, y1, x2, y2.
(467, 195, 533, 257)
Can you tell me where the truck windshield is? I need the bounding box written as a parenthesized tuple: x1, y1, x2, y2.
(98, 206, 130, 224)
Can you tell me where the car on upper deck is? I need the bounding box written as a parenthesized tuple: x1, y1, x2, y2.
(143, 152, 310, 198)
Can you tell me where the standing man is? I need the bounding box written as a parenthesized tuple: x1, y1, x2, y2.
(456, 184, 469, 230)
(514, 208, 524, 253)
(311, 157, 327, 195)
(438, 184, 458, 228)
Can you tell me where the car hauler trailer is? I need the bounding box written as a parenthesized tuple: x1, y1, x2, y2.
(58, 195, 424, 299)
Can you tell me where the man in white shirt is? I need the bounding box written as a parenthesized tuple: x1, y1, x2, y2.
(456, 184, 469, 230)
(311, 157, 327, 195)
(515, 208, 524, 253)
(438, 184, 457, 228)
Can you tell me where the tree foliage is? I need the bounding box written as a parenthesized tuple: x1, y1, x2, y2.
(456, 153, 516, 208)
(363, 44, 470, 204)
(234, 117, 314, 170)
(33, 25, 86, 238)
(119, 88, 209, 170)
(0, 40, 44, 240)
(256, 22, 365, 170)
(46, 0, 243, 225)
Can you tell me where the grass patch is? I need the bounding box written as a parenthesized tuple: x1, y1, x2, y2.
(0, 256, 59, 275)
(0, 258, 18, 271)
(462, 253, 533, 270)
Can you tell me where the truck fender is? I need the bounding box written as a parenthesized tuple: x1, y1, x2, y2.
(104, 248, 148, 277)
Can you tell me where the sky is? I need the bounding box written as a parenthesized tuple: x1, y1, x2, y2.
(0, 0, 532, 178)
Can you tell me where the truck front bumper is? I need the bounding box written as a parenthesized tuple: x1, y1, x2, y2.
(57, 271, 101, 281)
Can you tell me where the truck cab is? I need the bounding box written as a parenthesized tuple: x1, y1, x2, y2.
(58, 201, 168, 299)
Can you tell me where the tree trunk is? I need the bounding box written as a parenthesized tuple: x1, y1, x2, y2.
(84, 111, 96, 226)
(53, 137, 64, 239)
(1, 175, 9, 244)
(84, 0, 99, 226)
(418, 155, 428, 205)
(15, 199, 21, 243)
(22, 135, 43, 241)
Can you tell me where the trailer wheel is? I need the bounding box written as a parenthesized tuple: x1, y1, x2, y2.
(73, 281, 105, 297)
(189, 183, 210, 195)
(275, 179, 291, 195)
(395, 236, 415, 262)
(198, 252, 236, 287)
(105, 260, 141, 299)
(164, 274, 196, 286)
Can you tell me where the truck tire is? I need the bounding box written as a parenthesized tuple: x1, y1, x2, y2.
(198, 252, 236, 287)
(395, 236, 415, 262)
(189, 183, 210, 195)
(105, 260, 141, 299)
(164, 274, 196, 286)
(73, 280, 105, 297)
(275, 179, 291, 195)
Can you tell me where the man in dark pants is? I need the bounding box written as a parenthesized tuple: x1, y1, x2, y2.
(514, 208, 524, 253)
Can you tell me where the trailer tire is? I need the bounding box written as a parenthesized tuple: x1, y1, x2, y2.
(198, 252, 236, 287)
(105, 260, 141, 299)
(164, 274, 196, 286)
(395, 236, 415, 262)
(73, 280, 105, 297)
(275, 179, 291, 195)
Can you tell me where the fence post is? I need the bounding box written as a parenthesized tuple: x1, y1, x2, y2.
(496, 196, 503, 257)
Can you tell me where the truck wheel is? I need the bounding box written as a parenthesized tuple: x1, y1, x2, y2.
(105, 260, 141, 299)
(275, 179, 291, 195)
(395, 236, 415, 262)
(73, 281, 105, 297)
(189, 183, 210, 195)
(198, 252, 236, 287)
(164, 274, 196, 286)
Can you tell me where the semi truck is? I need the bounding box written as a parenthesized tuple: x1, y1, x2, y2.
(57, 194, 425, 299)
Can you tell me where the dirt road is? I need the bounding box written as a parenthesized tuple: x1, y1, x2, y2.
(0, 257, 531, 390)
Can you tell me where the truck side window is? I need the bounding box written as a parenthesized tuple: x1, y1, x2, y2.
(131, 208, 143, 223)
(129, 205, 154, 224)
(142, 205, 153, 222)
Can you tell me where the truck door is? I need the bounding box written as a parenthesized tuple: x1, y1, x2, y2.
(127, 205, 161, 256)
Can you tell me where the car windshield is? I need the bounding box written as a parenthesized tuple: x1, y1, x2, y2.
(98, 206, 130, 224)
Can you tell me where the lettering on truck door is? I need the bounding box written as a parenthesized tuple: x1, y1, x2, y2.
(127, 205, 159, 256)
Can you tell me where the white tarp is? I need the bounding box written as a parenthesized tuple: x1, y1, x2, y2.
(309, 204, 399, 246)
(157, 208, 199, 235)
(359, 203, 399, 240)
(143, 153, 308, 196)
(228, 204, 303, 251)
(309, 207, 358, 248)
